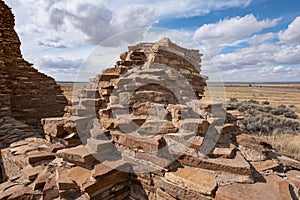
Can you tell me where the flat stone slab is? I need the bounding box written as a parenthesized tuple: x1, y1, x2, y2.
(153, 176, 212, 200)
(216, 171, 253, 186)
(135, 152, 172, 169)
(215, 174, 294, 200)
(250, 159, 280, 172)
(221, 123, 238, 135)
(268, 151, 300, 170)
(68, 166, 92, 188)
(83, 171, 129, 198)
(208, 144, 237, 159)
(86, 138, 116, 153)
(93, 160, 131, 180)
(56, 145, 96, 168)
(165, 166, 217, 195)
(111, 131, 165, 154)
(138, 120, 178, 135)
(27, 151, 55, 165)
(21, 165, 45, 180)
(178, 152, 251, 175)
(56, 166, 79, 190)
(236, 133, 270, 152)
(286, 170, 300, 181)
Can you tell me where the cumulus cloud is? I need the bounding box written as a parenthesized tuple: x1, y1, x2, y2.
(196, 14, 300, 82)
(34, 56, 83, 81)
(278, 16, 300, 44)
(8, 0, 253, 48)
(258, 65, 296, 78)
(248, 32, 276, 45)
(193, 14, 281, 55)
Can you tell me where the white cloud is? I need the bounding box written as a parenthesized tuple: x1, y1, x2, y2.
(278, 16, 300, 44)
(274, 45, 300, 64)
(6, 0, 253, 48)
(258, 65, 296, 77)
(212, 43, 278, 70)
(248, 32, 276, 45)
(193, 14, 281, 55)
(34, 56, 83, 81)
(272, 65, 285, 73)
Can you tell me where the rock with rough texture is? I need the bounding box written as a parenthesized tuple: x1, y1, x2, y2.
(165, 166, 217, 195)
(56, 145, 98, 169)
(1, 11, 300, 199)
(0, 1, 67, 126)
(178, 152, 251, 175)
(215, 175, 294, 200)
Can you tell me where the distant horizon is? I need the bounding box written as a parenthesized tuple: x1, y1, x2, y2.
(57, 80, 300, 84)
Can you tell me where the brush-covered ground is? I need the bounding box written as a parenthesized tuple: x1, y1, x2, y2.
(58, 82, 300, 160)
(205, 82, 300, 160)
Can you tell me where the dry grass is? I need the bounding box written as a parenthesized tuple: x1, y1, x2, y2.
(204, 83, 300, 113)
(204, 82, 300, 160)
(58, 82, 87, 101)
(59, 82, 73, 100)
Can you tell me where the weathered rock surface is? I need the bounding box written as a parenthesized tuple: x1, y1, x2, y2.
(0, 5, 299, 198)
(0, 1, 67, 127)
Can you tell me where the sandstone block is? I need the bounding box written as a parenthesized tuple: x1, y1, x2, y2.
(43, 178, 59, 200)
(93, 160, 131, 180)
(21, 165, 45, 180)
(27, 151, 55, 165)
(111, 131, 166, 154)
(68, 166, 92, 188)
(135, 152, 172, 169)
(215, 175, 294, 200)
(56, 145, 96, 169)
(153, 176, 212, 200)
(165, 166, 217, 195)
(178, 152, 251, 175)
(41, 117, 65, 140)
(250, 159, 280, 172)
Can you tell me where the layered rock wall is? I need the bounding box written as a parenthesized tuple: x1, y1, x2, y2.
(0, 0, 67, 126)
(0, 2, 299, 198)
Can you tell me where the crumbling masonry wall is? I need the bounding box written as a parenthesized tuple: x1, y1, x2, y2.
(0, 0, 67, 126)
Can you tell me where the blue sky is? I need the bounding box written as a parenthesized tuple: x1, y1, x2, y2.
(5, 0, 300, 82)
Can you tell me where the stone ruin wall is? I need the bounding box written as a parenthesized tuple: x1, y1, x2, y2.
(0, 1, 299, 198)
(28, 38, 300, 199)
(0, 0, 67, 127)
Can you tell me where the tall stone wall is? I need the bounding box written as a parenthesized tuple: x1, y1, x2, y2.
(0, 0, 67, 126)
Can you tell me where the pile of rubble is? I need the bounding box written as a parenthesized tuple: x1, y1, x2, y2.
(0, 1, 299, 199)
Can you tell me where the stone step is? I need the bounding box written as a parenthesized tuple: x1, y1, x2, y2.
(56, 145, 97, 169)
(102, 66, 127, 75)
(111, 131, 166, 154)
(164, 166, 217, 196)
(137, 120, 178, 135)
(177, 151, 251, 175)
(86, 138, 116, 153)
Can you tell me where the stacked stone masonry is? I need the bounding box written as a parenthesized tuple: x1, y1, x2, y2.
(0, 0, 67, 127)
(0, 1, 300, 198)
(19, 39, 300, 199)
